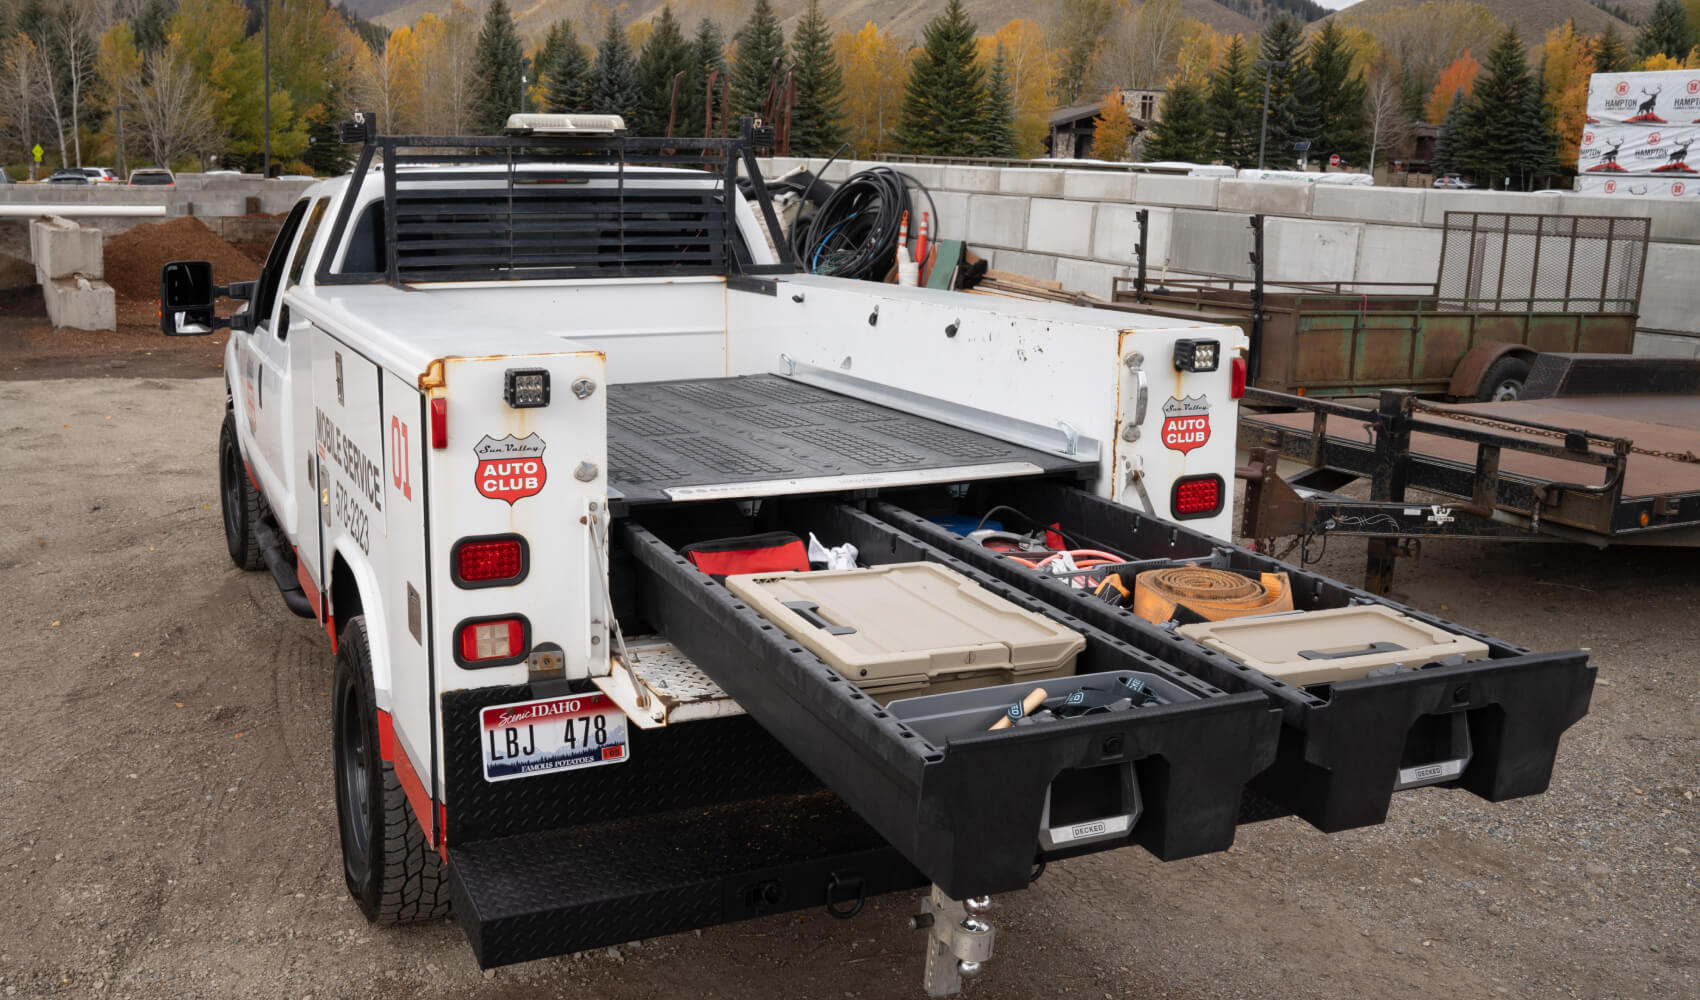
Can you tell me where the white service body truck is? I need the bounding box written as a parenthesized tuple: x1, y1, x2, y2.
(163, 118, 1590, 994)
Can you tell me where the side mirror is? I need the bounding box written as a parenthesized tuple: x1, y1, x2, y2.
(159, 261, 257, 336)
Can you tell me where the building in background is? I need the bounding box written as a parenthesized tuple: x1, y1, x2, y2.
(1046, 88, 1164, 160)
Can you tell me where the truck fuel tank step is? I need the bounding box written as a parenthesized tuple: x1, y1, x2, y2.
(448, 791, 925, 968)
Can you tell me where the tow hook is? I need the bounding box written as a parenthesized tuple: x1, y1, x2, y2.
(912, 888, 995, 996)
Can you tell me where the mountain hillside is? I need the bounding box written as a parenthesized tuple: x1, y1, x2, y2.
(1319, 0, 1633, 43)
(370, 0, 1263, 45)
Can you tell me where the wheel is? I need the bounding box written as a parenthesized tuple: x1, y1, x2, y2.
(1475, 356, 1531, 402)
(333, 615, 452, 924)
(219, 411, 264, 570)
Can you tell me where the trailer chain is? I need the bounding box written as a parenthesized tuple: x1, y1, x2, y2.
(1410, 401, 1699, 465)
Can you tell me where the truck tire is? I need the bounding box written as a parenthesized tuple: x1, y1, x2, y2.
(1475, 356, 1531, 402)
(333, 616, 452, 924)
(219, 413, 265, 571)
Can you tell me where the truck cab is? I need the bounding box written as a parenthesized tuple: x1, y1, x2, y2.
(162, 115, 1592, 995)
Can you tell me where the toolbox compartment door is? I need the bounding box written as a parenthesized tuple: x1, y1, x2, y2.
(619, 501, 1280, 898)
(869, 481, 1595, 833)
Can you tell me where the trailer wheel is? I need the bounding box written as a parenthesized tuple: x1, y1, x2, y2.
(219, 413, 264, 571)
(1475, 356, 1531, 402)
(333, 616, 452, 924)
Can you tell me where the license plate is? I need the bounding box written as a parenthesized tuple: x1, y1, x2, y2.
(480, 693, 629, 782)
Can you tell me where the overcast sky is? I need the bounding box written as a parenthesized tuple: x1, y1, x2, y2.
(1314, 0, 1360, 9)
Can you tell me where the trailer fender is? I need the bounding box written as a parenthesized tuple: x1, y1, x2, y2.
(1449, 343, 1537, 400)
(328, 544, 395, 714)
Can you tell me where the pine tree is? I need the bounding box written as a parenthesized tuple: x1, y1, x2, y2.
(1635, 0, 1694, 61)
(1400, 65, 1427, 129)
(589, 11, 640, 121)
(978, 42, 1018, 158)
(790, 0, 848, 156)
(893, 0, 987, 156)
(1145, 78, 1211, 163)
(635, 4, 693, 136)
(1517, 79, 1561, 189)
(303, 101, 353, 176)
(1456, 29, 1541, 188)
(1208, 36, 1259, 168)
(732, 0, 786, 120)
(688, 18, 730, 137)
(1256, 14, 1308, 168)
(1433, 95, 1463, 175)
(1300, 21, 1367, 169)
(1593, 24, 1631, 73)
(543, 21, 592, 115)
(533, 22, 566, 105)
(472, 0, 525, 134)
(1092, 89, 1135, 162)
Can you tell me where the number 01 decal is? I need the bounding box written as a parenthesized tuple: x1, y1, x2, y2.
(390, 417, 412, 500)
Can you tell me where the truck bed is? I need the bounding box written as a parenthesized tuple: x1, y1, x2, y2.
(606, 375, 1095, 505)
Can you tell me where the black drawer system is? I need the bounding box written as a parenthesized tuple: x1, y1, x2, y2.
(622, 500, 1282, 899)
(871, 481, 1596, 832)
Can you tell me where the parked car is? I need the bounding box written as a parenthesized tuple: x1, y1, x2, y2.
(46, 170, 89, 185)
(1433, 172, 1476, 189)
(82, 166, 119, 183)
(128, 168, 175, 187)
(0, 166, 11, 184)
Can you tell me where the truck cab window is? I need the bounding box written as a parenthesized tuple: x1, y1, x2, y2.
(288, 199, 329, 288)
(338, 201, 386, 275)
(252, 199, 310, 333)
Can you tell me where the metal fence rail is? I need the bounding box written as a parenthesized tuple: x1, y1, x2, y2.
(1436, 212, 1650, 315)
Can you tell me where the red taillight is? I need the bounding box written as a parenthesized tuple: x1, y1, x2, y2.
(1171, 474, 1225, 519)
(430, 396, 448, 449)
(453, 535, 528, 587)
(1230, 356, 1247, 399)
(456, 616, 528, 667)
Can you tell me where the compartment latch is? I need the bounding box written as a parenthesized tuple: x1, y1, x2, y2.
(912, 887, 995, 997)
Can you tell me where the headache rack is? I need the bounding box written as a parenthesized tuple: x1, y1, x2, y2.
(313, 112, 797, 287)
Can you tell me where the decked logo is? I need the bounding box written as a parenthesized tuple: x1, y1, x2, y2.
(474, 433, 547, 505)
(1160, 395, 1211, 454)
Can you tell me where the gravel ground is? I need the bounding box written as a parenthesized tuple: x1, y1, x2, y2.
(0, 374, 1693, 1000)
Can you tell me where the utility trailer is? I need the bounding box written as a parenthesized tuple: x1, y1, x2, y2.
(1235, 353, 1700, 593)
(1102, 211, 1646, 401)
(159, 115, 1592, 994)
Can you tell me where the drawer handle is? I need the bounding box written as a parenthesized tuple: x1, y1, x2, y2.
(1297, 641, 1407, 660)
(783, 601, 857, 636)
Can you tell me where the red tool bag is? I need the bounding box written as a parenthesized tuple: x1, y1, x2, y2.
(680, 532, 810, 580)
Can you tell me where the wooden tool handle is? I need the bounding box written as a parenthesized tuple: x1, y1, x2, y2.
(988, 687, 1049, 731)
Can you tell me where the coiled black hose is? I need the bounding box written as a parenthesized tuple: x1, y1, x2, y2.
(791, 165, 938, 281)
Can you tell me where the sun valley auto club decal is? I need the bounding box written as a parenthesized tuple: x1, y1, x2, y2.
(1161, 395, 1211, 454)
(474, 433, 547, 504)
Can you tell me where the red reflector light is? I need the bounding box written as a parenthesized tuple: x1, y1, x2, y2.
(1230, 356, 1247, 399)
(1171, 474, 1225, 520)
(455, 617, 528, 667)
(430, 397, 448, 449)
(453, 535, 528, 587)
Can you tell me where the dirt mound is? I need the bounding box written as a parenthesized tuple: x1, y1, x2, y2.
(0, 252, 35, 290)
(104, 216, 261, 305)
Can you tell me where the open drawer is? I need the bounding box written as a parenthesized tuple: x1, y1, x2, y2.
(616, 500, 1280, 898)
(870, 481, 1596, 833)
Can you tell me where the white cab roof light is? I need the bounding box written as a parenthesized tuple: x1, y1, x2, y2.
(504, 113, 626, 136)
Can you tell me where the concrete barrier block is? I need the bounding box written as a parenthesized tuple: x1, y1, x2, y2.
(1557, 193, 1700, 244)
(1093, 203, 1173, 264)
(891, 163, 944, 189)
(987, 249, 1058, 282)
(926, 190, 970, 240)
(999, 169, 1065, 196)
(1135, 174, 1219, 208)
(940, 165, 1002, 193)
(1266, 218, 1362, 283)
(1217, 180, 1314, 217)
(1354, 224, 1442, 286)
(1421, 189, 1559, 227)
(189, 194, 247, 218)
(30, 216, 103, 280)
(1026, 198, 1095, 257)
(965, 193, 1028, 248)
(257, 189, 301, 215)
(1168, 209, 1255, 277)
(1055, 257, 1128, 297)
(1633, 329, 1700, 358)
(1311, 184, 1425, 225)
(44, 276, 116, 330)
(1638, 242, 1700, 332)
(1061, 170, 1136, 203)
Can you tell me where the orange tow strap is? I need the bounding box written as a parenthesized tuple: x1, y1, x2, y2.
(1132, 566, 1293, 624)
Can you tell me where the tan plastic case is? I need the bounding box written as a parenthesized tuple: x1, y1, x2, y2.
(725, 562, 1085, 700)
(1177, 605, 1490, 687)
